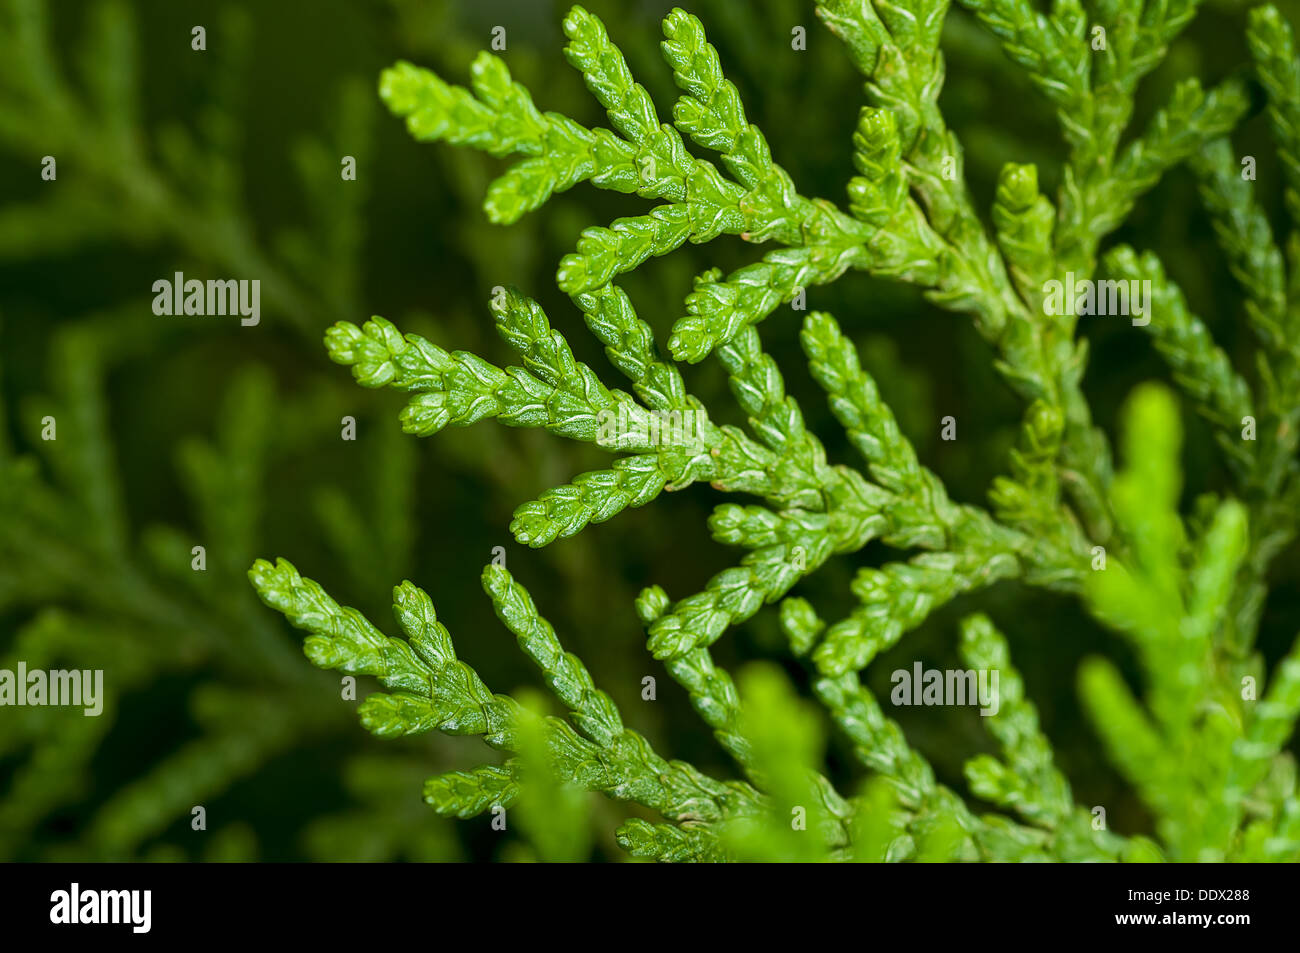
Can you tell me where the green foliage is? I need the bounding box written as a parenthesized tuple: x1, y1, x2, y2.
(1, 0, 1296, 867)
(248, 1, 1300, 861)
(0, 0, 468, 861)
(1079, 385, 1300, 860)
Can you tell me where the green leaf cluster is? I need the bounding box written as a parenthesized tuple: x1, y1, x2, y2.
(248, 1, 1300, 861)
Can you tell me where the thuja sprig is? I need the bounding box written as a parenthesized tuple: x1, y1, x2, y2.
(1103, 246, 1255, 478)
(1079, 385, 1300, 861)
(942, 0, 1246, 550)
(959, 614, 1137, 860)
(1117, 5, 1300, 660)
(250, 558, 787, 854)
(251, 1, 1300, 861)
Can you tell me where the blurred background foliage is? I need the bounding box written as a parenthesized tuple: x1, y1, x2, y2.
(1, 0, 1298, 861)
